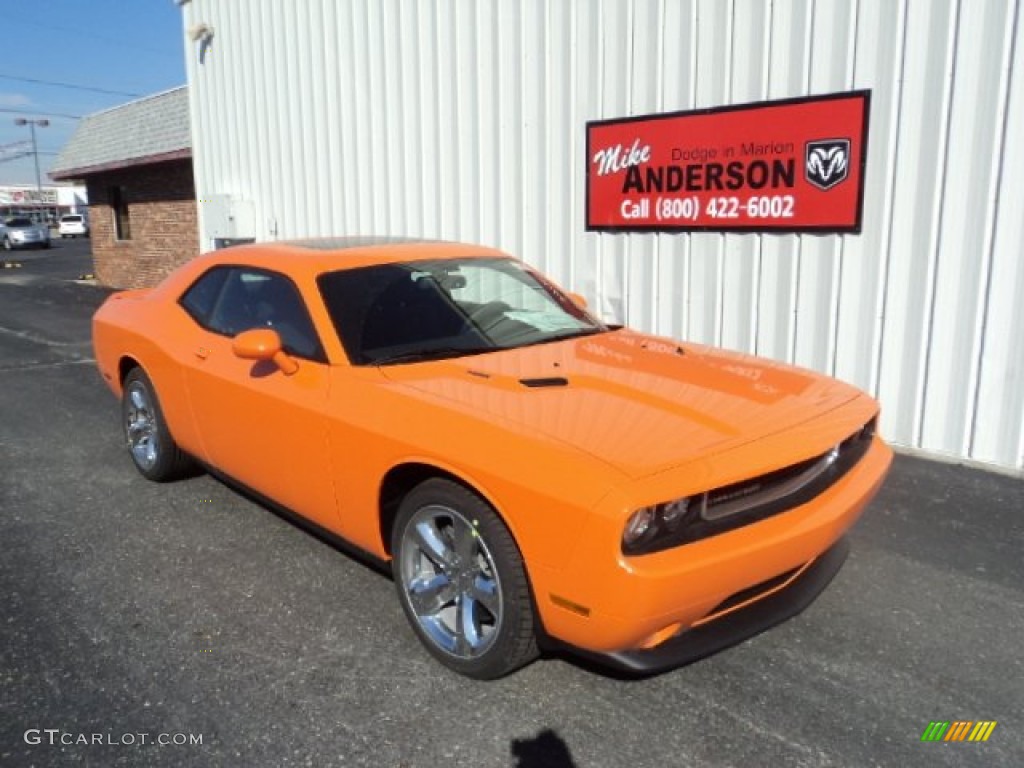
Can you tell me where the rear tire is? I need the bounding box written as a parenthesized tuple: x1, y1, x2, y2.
(122, 367, 193, 481)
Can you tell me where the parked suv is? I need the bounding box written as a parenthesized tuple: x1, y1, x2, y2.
(59, 214, 89, 238)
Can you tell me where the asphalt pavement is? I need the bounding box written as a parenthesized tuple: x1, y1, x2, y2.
(1, 240, 1022, 767)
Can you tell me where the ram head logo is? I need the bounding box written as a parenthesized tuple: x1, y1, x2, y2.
(805, 139, 851, 191)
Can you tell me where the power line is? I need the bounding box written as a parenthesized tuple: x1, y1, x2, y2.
(0, 74, 141, 99)
(0, 107, 81, 120)
(4, 17, 181, 61)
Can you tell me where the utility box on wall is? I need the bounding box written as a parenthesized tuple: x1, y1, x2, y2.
(202, 194, 255, 242)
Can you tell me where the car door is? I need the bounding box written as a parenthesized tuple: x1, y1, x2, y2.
(179, 265, 339, 529)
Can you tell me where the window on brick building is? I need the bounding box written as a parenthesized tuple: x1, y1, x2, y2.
(110, 185, 131, 240)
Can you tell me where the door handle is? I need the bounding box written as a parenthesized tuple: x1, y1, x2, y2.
(194, 346, 210, 360)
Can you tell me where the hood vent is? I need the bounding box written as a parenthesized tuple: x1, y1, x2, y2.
(519, 377, 569, 388)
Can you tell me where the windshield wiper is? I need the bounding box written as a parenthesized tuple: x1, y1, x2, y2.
(372, 345, 497, 366)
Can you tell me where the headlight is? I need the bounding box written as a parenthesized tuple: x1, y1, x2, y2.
(622, 508, 655, 546)
(622, 496, 697, 553)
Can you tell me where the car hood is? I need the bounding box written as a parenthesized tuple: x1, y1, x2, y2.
(379, 329, 866, 479)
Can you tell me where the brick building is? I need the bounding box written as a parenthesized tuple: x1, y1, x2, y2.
(50, 87, 198, 288)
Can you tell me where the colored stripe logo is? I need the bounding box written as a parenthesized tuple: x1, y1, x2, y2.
(921, 721, 997, 742)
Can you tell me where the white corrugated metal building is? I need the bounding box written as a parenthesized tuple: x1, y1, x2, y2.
(180, 0, 1023, 475)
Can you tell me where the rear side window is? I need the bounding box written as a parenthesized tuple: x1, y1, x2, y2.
(180, 267, 230, 326)
(180, 266, 325, 362)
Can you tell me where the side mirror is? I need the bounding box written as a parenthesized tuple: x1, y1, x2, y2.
(567, 291, 588, 309)
(232, 328, 299, 375)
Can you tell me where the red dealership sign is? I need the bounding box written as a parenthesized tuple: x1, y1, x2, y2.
(585, 91, 870, 233)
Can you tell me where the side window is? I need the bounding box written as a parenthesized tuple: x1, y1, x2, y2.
(179, 267, 230, 326)
(207, 268, 325, 362)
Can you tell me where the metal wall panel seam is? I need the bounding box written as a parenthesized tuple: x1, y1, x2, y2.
(428, 1, 444, 236)
(517, 0, 529, 266)
(268, 0, 286, 235)
(788, 0, 816, 366)
(501, 0, 520, 256)
(649, 0, 666, 332)
(594, 0, 607, 318)
(316, 1, 333, 235)
(382, 0, 403, 236)
(567, 0, 578, 294)
(797, 0, 847, 373)
(302, 1, 321, 234)
(413, 2, 432, 238)
(621, 0, 636, 328)
(714, 0, 736, 349)
(720, 0, 763, 353)
(754, 0, 781, 360)
(367, 0, 386, 234)
(220, 1, 237, 215)
(914, 0, 964, 449)
(343, 2, 362, 234)
(475, 1, 491, 247)
(750, 0, 775, 358)
(966, 0, 1015, 460)
(402, 3, 423, 236)
(828, 0, 861, 378)
(432, 0, 448, 237)
(629, 0, 658, 333)
(682, 0, 700, 342)
(539, 0, 553, 275)
(248, 3, 269, 238)
(285, 1, 305, 235)
(551, 1, 573, 289)
(454, 0, 467, 241)
(545, 0, 559, 278)
(869, 0, 911, 401)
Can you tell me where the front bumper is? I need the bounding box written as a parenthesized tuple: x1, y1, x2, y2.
(573, 536, 849, 674)
(7, 235, 49, 249)
(536, 430, 892, 668)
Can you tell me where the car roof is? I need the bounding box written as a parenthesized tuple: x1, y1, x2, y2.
(198, 238, 511, 276)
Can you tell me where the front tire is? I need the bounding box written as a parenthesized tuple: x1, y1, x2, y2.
(392, 478, 539, 679)
(122, 367, 192, 481)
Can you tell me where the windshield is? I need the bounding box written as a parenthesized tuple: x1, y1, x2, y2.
(317, 257, 606, 365)
(6, 218, 33, 227)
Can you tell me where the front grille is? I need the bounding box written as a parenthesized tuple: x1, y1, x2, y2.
(626, 418, 876, 555)
(689, 417, 875, 538)
(701, 446, 841, 522)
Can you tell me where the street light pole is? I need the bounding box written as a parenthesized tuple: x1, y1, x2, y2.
(13, 117, 50, 212)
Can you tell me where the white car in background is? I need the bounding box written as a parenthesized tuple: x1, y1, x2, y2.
(1, 217, 51, 250)
(58, 214, 89, 238)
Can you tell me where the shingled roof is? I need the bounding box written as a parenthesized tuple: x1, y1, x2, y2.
(50, 86, 191, 181)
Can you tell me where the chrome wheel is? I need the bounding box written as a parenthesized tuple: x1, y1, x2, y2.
(125, 380, 159, 471)
(398, 504, 503, 659)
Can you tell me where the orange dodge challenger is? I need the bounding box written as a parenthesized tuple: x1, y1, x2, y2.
(93, 238, 891, 679)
